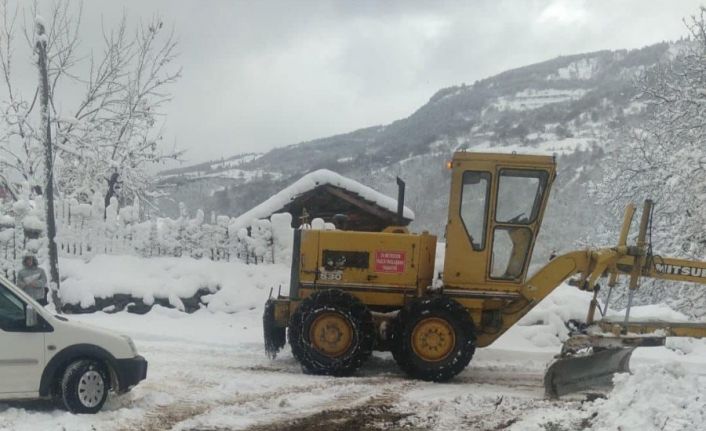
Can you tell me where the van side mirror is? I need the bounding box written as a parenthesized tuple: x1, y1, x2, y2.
(25, 305, 38, 328)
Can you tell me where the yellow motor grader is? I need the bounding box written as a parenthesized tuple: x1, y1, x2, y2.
(264, 151, 706, 397)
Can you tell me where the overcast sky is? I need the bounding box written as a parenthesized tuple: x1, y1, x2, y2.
(28, 0, 705, 164)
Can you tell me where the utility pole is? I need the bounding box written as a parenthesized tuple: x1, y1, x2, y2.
(36, 19, 61, 311)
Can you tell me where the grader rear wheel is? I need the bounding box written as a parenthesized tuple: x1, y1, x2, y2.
(391, 296, 476, 382)
(308, 312, 354, 357)
(289, 289, 374, 376)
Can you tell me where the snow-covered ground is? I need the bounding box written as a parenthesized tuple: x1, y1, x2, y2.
(493, 88, 589, 111)
(1, 256, 705, 431)
(59, 255, 291, 313)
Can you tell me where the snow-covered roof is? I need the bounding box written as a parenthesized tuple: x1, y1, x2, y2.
(230, 169, 415, 230)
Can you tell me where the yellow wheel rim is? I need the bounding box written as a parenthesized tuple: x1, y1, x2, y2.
(411, 317, 456, 362)
(309, 312, 354, 357)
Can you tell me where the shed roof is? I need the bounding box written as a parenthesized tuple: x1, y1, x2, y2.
(229, 169, 415, 230)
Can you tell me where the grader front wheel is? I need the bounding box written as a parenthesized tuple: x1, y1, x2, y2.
(391, 296, 476, 382)
(289, 289, 374, 376)
(411, 317, 457, 362)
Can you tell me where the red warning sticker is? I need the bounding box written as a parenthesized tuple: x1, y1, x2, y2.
(375, 250, 406, 273)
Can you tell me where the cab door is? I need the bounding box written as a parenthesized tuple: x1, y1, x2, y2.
(487, 168, 551, 283)
(0, 282, 46, 396)
(442, 153, 555, 290)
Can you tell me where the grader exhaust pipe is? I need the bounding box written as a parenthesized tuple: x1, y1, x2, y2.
(396, 177, 406, 225)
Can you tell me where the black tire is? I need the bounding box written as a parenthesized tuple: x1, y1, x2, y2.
(50, 380, 64, 409)
(60, 359, 110, 414)
(390, 296, 476, 382)
(288, 289, 374, 376)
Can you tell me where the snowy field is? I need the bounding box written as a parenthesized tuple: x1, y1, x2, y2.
(1, 256, 705, 431)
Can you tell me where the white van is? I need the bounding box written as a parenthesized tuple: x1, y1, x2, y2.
(0, 274, 147, 413)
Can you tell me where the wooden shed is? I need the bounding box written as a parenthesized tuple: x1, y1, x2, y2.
(230, 169, 414, 232)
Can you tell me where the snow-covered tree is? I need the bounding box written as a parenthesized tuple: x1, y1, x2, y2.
(0, 0, 182, 207)
(593, 9, 706, 316)
(594, 10, 706, 259)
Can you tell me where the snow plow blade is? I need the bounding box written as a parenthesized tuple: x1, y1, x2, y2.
(544, 347, 635, 398)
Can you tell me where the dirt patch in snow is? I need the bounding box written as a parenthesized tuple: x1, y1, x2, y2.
(241, 404, 416, 431)
(233, 380, 418, 431)
(133, 402, 211, 431)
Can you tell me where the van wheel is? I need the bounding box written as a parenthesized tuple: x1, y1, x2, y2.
(60, 360, 109, 414)
(289, 289, 374, 376)
(391, 296, 476, 382)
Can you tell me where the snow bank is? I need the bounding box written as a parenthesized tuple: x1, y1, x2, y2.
(229, 169, 415, 230)
(606, 303, 692, 322)
(496, 284, 705, 352)
(588, 364, 706, 431)
(495, 283, 594, 351)
(60, 255, 289, 312)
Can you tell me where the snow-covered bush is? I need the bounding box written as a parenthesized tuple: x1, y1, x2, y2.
(59, 254, 290, 313)
(271, 213, 294, 265)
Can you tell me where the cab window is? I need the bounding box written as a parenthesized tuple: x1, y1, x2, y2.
(491, 169, 549, 281)
(495, 169, 548, 224)
(0, 284, 26, 332)
(490, 227, 532, 280)
(460, 171, 491, 250)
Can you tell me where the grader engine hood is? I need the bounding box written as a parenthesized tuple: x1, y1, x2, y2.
(293, 229, 437, 307)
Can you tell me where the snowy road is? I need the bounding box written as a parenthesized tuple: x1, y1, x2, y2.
(2, 305, 704, 431)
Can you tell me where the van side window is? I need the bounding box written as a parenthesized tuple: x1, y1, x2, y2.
(460, 171, 491, 250)
(0, 284, 26, 331)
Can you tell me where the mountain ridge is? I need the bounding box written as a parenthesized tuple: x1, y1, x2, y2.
(155, 41, 673, 252)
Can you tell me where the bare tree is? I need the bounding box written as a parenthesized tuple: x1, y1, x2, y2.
(0, 0, 182, 206)
(52, 10, 183, 207)
(0, 0, 180, 310)
(0, 0, 39, 193)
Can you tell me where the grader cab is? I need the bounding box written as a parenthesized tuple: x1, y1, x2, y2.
(264, 151, 706, 396)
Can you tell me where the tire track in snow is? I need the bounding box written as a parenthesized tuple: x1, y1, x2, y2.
(118, 374, 412, 431)
(112, 339, 553, 431)
(240, 380, 418, 431)
(116, 342, 551, 431)
(455, 368, 545, 393)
